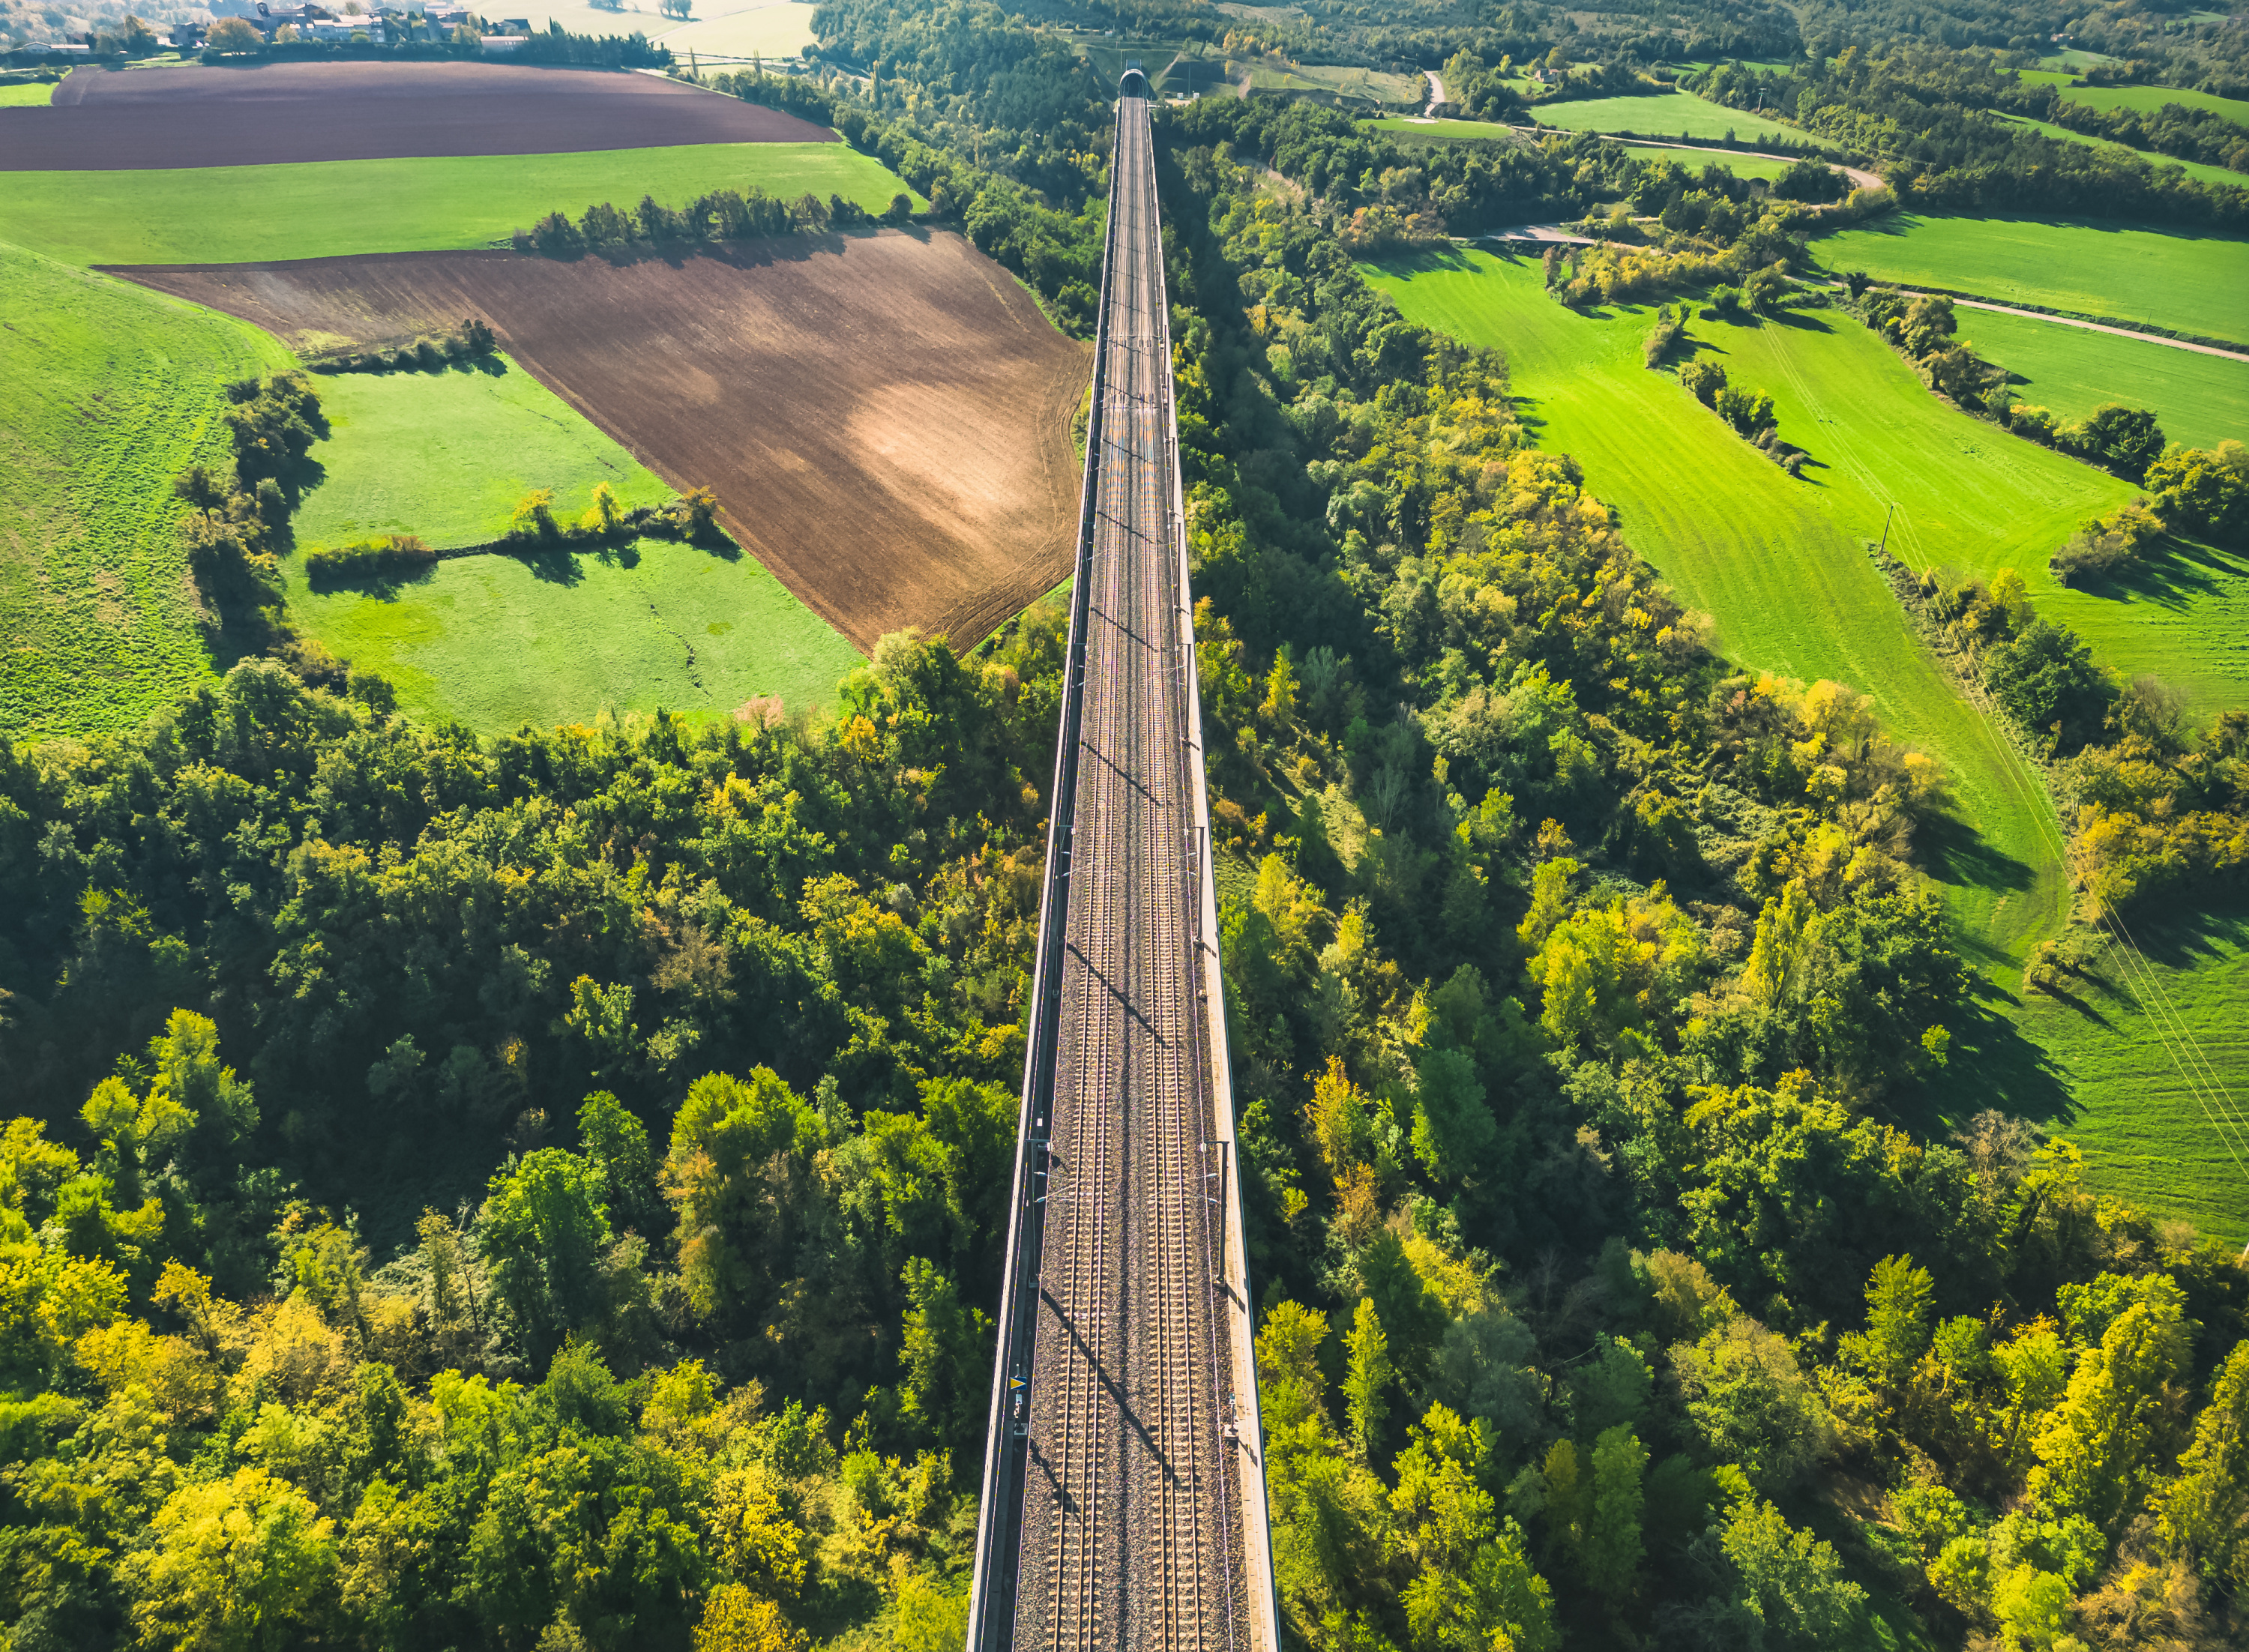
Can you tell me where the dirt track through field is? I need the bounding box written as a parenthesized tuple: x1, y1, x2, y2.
(4, 61, 831, 169)
(116, 230, 1090, 651)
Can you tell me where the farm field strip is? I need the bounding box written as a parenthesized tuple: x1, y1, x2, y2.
(122, 230, 1090, 652)
(2047, 80, 2249, 126)
(1812, 212, 2249, 343)
(0, 80, 55, 106)
(1523, 88, 1837, 149)
(16, 60, 831, 170)
(0, 142, 913, 266)
(1, 239, 294, 739)
(525, 0, 774, 34)
(1958, 303, 2249, 450)
(656, 2, 819, 60)
(1361, 248, 2249, 1237)
(1992, 111, 2249, 190)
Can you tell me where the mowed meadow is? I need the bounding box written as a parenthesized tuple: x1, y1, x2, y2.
(1960, 304, 2249, 453)
(1363, 247, 2249, 1240)
(0, 143, 916, 267)
(1811, 212, 2249, 341)
(284, 357, 863, 727)
(1, 239, 293, 738)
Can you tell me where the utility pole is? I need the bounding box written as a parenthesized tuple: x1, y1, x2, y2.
(1876, 502, 1894, 557)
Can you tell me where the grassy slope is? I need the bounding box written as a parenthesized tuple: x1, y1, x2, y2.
(1812, 212, 2249, 341)
(283, 540, 861, 732)
(1616, 144, 1802, 181)
(2057, 82, 2249, 124)
(1993, 112, 2249, 190)
(0, 82, 55, 106)
(1526, 88, 1834, 149)
(657, 3, 819, 58)
(2008, 894, 2249, 1246)
(0, 143, 918, 266)
(1963, 304, 2249, 453)
(0, 240, 294, 740)
(1363, 250, 2249, 1239)
(1364, 115, 1518, 141)
(296, 359, 678, 550)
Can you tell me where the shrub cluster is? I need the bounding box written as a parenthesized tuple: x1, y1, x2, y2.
(501, 483, 723, 549)
(2047, 501, 2165, 587)
(172, 373, 328, 596)
(1641, 304, 1684, 367)
(1999, 400, 2168, 480)
(1676, 358, 1807, 474)
(517, 185, 912, 254)
(2145, 439, 2249, 544)
(308, 318, 497, 375)
(303, 534, 436, 585)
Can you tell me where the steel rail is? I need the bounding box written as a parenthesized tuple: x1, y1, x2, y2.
(968, 79, 1277, 1652)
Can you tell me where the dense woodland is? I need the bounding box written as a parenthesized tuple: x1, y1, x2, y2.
(0, 0, 2245, 1648)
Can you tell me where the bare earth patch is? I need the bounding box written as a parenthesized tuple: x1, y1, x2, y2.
(5, 61, 831, 170)
(116, 230, 1092, 650)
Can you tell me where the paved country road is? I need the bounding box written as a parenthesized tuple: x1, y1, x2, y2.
(1884, 289, 2249, 362)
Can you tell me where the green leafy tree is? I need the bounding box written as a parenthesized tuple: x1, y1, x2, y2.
(1840, 1252, 1935, 1395)
(1343, 1297, 1394, 1460)
(1583, 1423, 1647, 1600)
(2155, 1340, 2249, 1588)
(481, 1149, 615, 1363)
(2027, 1291, 2190, 1533)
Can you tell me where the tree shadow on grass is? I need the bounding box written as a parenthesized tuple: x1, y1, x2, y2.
(1900, 978, 2078, 1139)
(1923, 807, 2041, 899)
(302, 561, 440, 602)
(2065, 534, 2245, 615)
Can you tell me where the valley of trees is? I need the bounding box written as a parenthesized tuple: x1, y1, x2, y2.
(0, 0, 2242, 1648)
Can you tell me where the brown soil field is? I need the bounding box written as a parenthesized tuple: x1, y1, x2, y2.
(3, 62, 831, 171)
(118, 231, 1090, 651)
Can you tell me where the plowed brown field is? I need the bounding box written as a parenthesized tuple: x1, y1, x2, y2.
(118, 232, 1090, 650)
(5, 62, 831, 170)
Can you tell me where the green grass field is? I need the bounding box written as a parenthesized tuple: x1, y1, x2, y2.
(0, 81, 55, 106)
(1364, 115, 1519, 142)
(1813, 213, 2249, 342)
(1361, 248, 2249, 1235)
(1617, 143, 1805, 182)
(296, 361, 678, 551)
(0, 142, 917, 267)
(283, 354, 861, 726)
(1246, 61, 1422, 103)
(1961, 304, 2249, 453)
(657, 1, 818, 60)
(1993, 112, 2249, 190)
(2002, 896, 2249, 1247)
(283, 538, 861, 732)
(1526, 88, 1834, 150)
(2055, 82, 2249, 126)
(1, 240, 294, 741)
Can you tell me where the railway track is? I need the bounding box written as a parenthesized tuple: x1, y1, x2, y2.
(967, 79, 1280, 1652)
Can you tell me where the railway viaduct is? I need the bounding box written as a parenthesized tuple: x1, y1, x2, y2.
(965, 73, 1282, 1652)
